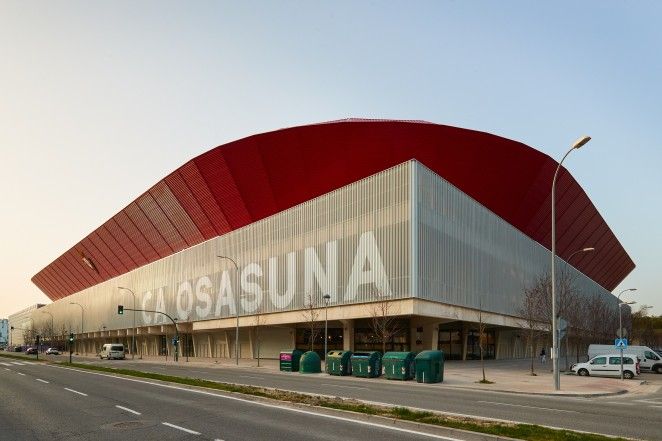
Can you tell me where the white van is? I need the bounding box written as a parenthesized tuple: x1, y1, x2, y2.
(99, 344, 125, 360)
(588, 344, 662, 374)
(572, 354, 640, 379)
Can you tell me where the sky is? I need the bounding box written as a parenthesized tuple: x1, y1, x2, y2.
(1, 1, 660, 319)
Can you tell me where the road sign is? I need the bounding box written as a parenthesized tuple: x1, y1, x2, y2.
(558, 318, 568, 340)
(615, 338, 628, 349)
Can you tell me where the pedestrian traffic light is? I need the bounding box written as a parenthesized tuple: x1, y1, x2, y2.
(69, 333, 74, 343)
(118, 305, 124, 315)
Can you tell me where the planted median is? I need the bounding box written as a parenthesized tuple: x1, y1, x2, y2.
(42, 359, 629, 441)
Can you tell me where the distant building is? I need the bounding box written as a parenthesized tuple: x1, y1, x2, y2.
(0, 319, 8, 347)
(22, 120, 634, 360)
(8, 304, 45, 347)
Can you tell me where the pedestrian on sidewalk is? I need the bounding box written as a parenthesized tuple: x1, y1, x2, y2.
(540, 348, 546, 364)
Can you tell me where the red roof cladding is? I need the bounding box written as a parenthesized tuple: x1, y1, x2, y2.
(32, 120, 635, 299)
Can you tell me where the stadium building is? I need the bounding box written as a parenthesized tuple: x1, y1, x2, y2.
(28, 120, 634, 360)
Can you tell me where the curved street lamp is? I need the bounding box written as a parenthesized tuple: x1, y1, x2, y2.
(617, 288, 637, 380)
(69, 302, 84, 354)
(217, 255, 240, 365)
(551, 135, 591, 391)
(41, 310, 54, 350)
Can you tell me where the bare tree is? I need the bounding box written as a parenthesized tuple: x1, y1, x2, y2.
(300, 294, 321, 352)
(518, 274, 548, 375)
(477, 301, 492, 383)
(253, 310, 264, 367)
(367, 293, 402, 354)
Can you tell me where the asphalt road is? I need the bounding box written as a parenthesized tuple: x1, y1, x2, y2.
(0, 359, 489, 441)
(54, 357, 662, 441)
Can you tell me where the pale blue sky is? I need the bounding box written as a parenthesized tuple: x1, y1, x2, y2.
(1, 1, 660, 318)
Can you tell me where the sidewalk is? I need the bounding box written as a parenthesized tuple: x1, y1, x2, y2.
(66, 352, 660, 397)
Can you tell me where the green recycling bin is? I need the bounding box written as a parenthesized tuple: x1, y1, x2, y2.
(300, 351, 322, 373)
(279, 349, 303, 372)
(382, 351, 415, 380)
(326, 351, 352, 376)
(350, 351, 382, 378)
(414, 350, 444, 383)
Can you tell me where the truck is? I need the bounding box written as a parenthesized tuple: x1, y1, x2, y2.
(587, 344, 662, 374)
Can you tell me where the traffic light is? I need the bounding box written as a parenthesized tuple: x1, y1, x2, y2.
(69, 333, 74, 343)
(118, 305, 124, 315)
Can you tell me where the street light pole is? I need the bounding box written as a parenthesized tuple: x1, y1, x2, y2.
(551, 135, 591, 391)
(556, 246, 595, 385)
(617, 288, 637, 380)
(323, 294, 331, 370)
(217, 255, 240, 365)
(118, 287, 137, 360)
(69, 302, 84, 354)
(41, 311, 54, 351)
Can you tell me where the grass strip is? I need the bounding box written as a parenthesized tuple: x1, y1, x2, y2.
(0, 353, 46, 362)
(17, 357, 627, 441)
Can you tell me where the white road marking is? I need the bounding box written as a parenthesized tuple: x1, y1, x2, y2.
(477, 401, 580, 414)
(17, 372, 26, 376)
(634, 399, 662, 404)
(11, 362, 25, 366)
(116, 405, 141, 415)
(605, 401, 636, 405)
(52, 365, 470, 441)
(320, 383, 368, 390)
(162, 422, 200, 435)
(3, 368, 10, 371)
(64, 387, 88, 396)
(36, 379, 49, 384)
(0, 362, 11, 366)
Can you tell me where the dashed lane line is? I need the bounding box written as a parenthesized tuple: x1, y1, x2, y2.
(477, 401, 580, 414)
(116, 405, 141, 415)
(11, 362, 25, 366)
(162, 422, 201, 435)
(36, 379, 49, 384)
(17, 372, 25, 376)
(64, 387, 88, 396)
(51, 364, 474, 441)
(0, 362, 12, 366)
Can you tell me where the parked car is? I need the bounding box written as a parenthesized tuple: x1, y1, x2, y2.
(14, 346, 22, 352)
(572, 354, 640, 379)
(45, 348, 60, 355)
(25, 347, 38, 355)
(588, 344, 662, 374)
(99, 344, 125, 360)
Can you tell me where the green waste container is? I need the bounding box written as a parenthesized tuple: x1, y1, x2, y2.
(279, 349, 303, 372)
(350, 351, 382, 378)
(300, 351, 322, 374)
(414, 350, 444, 383)
(382, 351, 415, 380)
(326, 351, 352, 376)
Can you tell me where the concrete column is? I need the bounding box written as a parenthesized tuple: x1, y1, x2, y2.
(410, 318, 438, 352)
(340, 320, 354, 351)
(248, 328, 255, 359)
(494, 329, 502, 360)
(462, 322, 469, 361)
